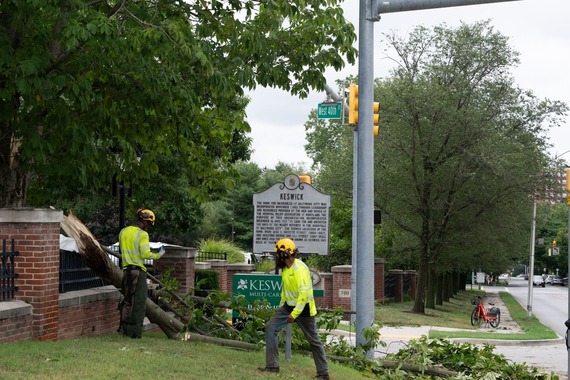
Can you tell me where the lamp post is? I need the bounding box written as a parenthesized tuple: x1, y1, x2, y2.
(527, 151, 570, 320)
(566, 167, 570, 379)
(526, 196, 537, 319)
(113, 149, 142, 233)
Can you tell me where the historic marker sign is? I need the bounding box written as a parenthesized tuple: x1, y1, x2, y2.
(253, 174, 331, 255)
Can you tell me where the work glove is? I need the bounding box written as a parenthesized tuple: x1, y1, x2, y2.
(156, 245, 166, 258)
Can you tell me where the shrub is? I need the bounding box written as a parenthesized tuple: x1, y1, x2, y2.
(195, 269, 220, 295)
(197, 238, 244, 264)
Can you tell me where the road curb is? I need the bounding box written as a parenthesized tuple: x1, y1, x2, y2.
(450, 337, 564, 346)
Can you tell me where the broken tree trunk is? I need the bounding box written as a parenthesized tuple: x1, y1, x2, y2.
(60, 211, 183, 339)
(60, 211, 256, 350)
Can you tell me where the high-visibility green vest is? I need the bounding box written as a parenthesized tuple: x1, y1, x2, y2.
(119, 226, 159, 271)
(280, 259, 317, 318)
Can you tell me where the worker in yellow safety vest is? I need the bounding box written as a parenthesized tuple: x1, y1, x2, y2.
(118, 208, 163, 338)
(257, 238, 329, 380)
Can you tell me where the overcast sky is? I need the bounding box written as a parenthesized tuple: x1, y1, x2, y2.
(245, 0, 570, 169)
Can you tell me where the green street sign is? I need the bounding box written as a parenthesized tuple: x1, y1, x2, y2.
(317, 102, 342, 119)
(232, 273, 324, 318)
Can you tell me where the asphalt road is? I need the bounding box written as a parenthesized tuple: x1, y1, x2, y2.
(487, 278, 569, 379)
(504, 276, 568, 337)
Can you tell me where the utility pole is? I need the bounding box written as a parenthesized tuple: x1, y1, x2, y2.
(353, 0, 521, 352)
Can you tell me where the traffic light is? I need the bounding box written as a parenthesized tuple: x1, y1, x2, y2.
(348, 83, 358, 125)
(373, 101, 379, 137)
(553, 240, 557, 247)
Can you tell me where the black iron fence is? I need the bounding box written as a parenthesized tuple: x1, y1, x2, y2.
(1, 239, 19, 301)
(196, 251, 227, 261)
(59, 250, 105, 293)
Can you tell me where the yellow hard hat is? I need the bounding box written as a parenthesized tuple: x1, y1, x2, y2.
(275, 238, 297, 258)
(137, 209, 156, 225)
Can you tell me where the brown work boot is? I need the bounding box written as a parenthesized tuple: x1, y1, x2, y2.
(257, 367, 279, 374)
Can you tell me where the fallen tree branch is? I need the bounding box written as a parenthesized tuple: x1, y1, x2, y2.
(328, 355, 458, 378)
(60, 211, 254, 351)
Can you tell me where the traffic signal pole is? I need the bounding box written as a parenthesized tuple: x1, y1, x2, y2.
(355, 0, 376, 353)
(352, 0, 521, 353)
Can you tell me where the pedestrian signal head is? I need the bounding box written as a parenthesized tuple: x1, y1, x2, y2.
(137, 209, 156, 225)
(275, 238, 298, 259)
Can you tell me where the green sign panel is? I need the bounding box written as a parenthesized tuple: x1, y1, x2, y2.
(232, 273, 324, 318)
(317, 102, 342, 119)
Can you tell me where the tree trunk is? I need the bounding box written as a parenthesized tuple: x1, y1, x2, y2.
(60, 211, 257, 352)
(412, 247, 428, 313)
(435, 273, 443, 306)
(426, 262, 436, 309)
(443, 272, 450, 303)
(0, 131, 28, 207)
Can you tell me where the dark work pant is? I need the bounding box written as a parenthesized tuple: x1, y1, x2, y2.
(120, 268, 147, 338)
(265, 306, 329, 376)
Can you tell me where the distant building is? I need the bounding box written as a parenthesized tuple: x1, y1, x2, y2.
(536, 168, 568, 205)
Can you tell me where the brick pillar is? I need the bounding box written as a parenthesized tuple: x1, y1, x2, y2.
(389, 269, 404, 302)
(207, 260, 228, 293)
(404, 270, 417, 300)
(318, 273, 333, 310)
(0, 208, 63, 341)
(153, 245, 196, 295)
(374, 258, 385, 303)
(331, 265, 352, 320)
(226, 264, 255, 297)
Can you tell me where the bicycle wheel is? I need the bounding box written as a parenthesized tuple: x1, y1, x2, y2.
(489, 312, 501, 328)
(470, 307, 481, 326)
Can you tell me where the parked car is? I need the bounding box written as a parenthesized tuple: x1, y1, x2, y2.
(552, 276, 564, 285)
(545, 275, 554, 284)
(532, 275, 546, 287)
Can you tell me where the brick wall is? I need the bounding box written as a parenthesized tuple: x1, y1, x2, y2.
(0, 208, 62, 341)
(57, 286, 121, 340)
(208, 260, 228, 293)
(226, 264, 256, 294)
(317, 273, 333, 310)
(331, 265, 352, 319)
(374, 258, 385, 303)
(154, 246, 197, 295)
(0, 301, 33, 343)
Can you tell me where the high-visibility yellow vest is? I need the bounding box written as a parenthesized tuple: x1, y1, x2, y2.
(280, 259, 317, 318)
(119, 226, 159, 271)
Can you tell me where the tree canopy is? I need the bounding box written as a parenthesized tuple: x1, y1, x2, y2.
(305, 21, 568, 313)
(0, 0, 357, 207)
(378, 21, 567, 313)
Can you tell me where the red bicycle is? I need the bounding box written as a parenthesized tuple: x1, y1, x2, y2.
(470, 296, 500, 328)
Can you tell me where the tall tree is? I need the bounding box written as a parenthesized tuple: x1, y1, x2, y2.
(376, 21, 567, 313)
(0, 0, 357, 207)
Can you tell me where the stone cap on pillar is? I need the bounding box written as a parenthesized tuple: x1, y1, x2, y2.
(388, 269, 404, 274)
(207, 259, 228, 268)
(227, 263, 256, 271)
(195, 262, 211, 270)
(164, 245, 197, 259)
(331, 265, 352, 273)
(374, 258, 385, 264)
(0, 208, 63, 223)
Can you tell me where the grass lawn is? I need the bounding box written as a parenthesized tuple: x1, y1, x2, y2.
(373, 289, 558, 340)
(0, 332, 373, 380)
